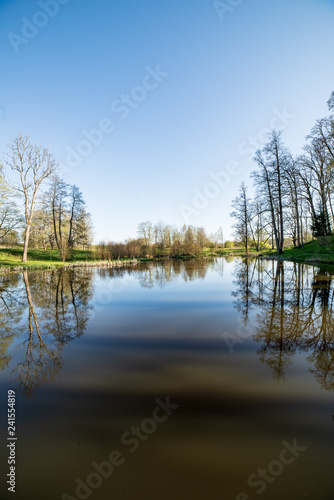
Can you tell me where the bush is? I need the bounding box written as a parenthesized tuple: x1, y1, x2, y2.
(224, 240, 234, 249)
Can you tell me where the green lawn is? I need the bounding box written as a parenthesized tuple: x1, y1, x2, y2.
(278, 236, 334, 264)
(0, 247, 97, 271)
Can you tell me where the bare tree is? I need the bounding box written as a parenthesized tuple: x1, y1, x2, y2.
(328, 91, 334, 112)
(0, 177, 23, 244)
(230, 182, 252, 253)
(47, 175, 69, 261)
(285, 157, 304, 248)
(252, 131, 290, 254)
(3, 135, 57, 262)
(68, 185, 85, 248)
(137, 221, 153, 246)
(153, 221, 165, 247)
(215, 227, 224, 248)
(196, 227, 207, 251)
(264, 130, 289, 253)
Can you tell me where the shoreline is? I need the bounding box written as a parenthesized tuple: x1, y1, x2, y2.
(0, 252, 262, 275)
(1, 250, 334, 275)
(0, 259, 140, 275)
(260, 254, 334, 268)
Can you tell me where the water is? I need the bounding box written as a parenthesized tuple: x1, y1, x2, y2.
(0, 258, 333, 500)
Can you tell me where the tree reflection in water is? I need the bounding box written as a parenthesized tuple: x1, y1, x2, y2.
(96, 259, 216, 289)
(232, 258, 334, 390)
(0, 268, 94, 398)
(0, 273, 25, 371)
(3, 257, 333, 399)
(1, 260, 217, 398)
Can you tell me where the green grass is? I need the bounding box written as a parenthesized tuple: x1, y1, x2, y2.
(2, 239, 332, 273)
(277, 236, 334, 264)
(0, 247, 98, 271)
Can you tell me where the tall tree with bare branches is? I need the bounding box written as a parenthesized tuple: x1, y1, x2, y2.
(230, 182, 252, 253)
(3, 135, 57, 263)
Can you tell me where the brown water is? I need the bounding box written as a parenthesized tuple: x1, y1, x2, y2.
(0, 258, 334, 500)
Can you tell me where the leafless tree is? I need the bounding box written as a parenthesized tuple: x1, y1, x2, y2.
(0, 178, 23, 244)
(3, 135, 57, 262)
(230, 182, 252, 253)
(252, 130, 290, 254)
(137, 221, 153, 246)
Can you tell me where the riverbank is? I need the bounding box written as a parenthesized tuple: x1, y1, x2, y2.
(2, 240, 332, 274)
(263, 236, 334, 266)
(0, 246, 262, 274)
(0, 248, 139, 274)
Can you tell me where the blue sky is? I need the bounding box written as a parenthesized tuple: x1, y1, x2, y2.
(1, 0, 334, 242)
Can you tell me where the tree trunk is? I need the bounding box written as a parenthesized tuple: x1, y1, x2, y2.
(328, 190, 334, 224)
(22, 223, 31, 263)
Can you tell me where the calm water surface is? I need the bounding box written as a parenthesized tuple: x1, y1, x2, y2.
(0, 258, 334, 499)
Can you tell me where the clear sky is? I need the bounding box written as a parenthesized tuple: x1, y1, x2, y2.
(1, 0, 334, 242)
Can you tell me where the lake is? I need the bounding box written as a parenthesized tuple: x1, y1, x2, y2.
(0, 257, 333, 499)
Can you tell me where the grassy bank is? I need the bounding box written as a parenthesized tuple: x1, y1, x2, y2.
(4, 241, 329, 274)
(0, 247, 95, 271)
(0, 246, 262, 273)
(0, 247, 127, 273)
(264, 236, 334, 265)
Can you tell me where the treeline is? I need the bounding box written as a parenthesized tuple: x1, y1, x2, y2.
(0, 135, 92, 262)
(97, 222, 235, 260)
(231, 91, 334, 254)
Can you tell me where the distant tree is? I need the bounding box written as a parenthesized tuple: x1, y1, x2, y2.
(215, 227, 224, 247)
(183, 225, 195, 255)
(153, 221, 165, 247)
(196, 227, 207, 251)
(137, 221, 153, 246)
(163, 224, 172, 247)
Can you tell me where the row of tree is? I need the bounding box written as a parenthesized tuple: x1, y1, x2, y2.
(231, 91, 334, 254)
(0, 135, 92, 261)
(97, 222, 228, 259)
